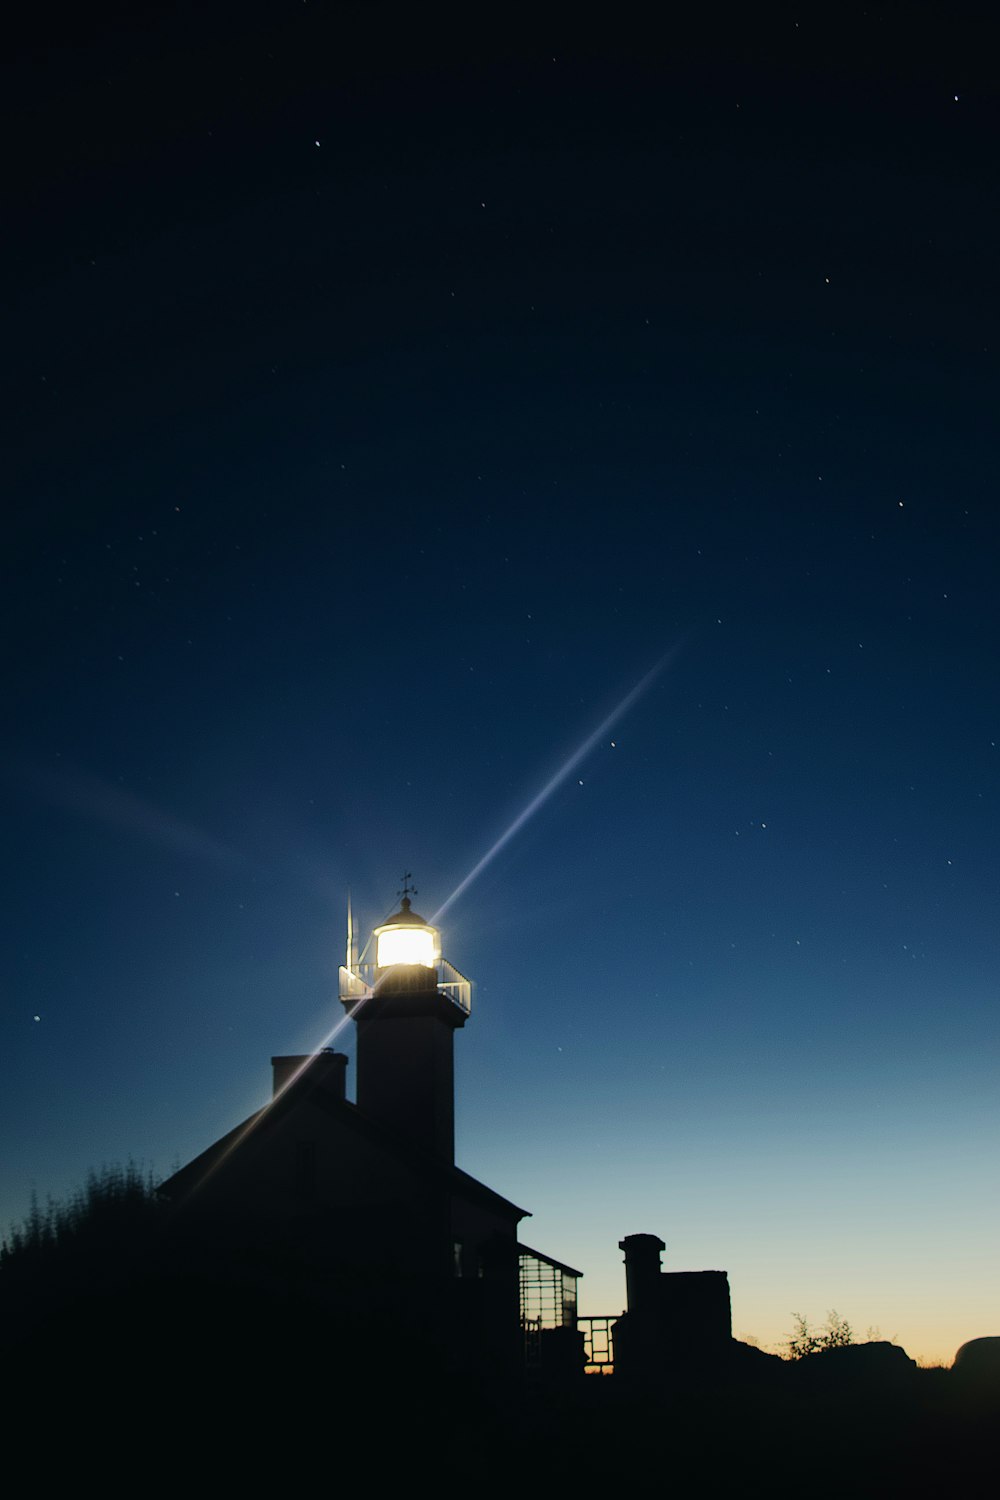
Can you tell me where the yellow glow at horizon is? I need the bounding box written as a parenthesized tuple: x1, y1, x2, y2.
(376, 925, 438, 968)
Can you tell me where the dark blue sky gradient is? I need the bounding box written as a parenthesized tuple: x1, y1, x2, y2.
(3, 4, 997, 1358)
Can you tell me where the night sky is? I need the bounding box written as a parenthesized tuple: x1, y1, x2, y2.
(4, 5, 998, 1362)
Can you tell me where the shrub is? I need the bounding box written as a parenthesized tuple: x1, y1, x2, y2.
(786, 1310, 854, 1359)
(1, 1162, 160, 1271)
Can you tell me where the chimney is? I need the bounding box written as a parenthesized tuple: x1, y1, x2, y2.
(271, 1050, 347, 1102)
(619, 1233, 666, 1319)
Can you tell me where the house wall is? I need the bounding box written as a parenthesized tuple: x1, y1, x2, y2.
(160, 1090, 529, 1382)
(613, 1266, 733, 1382)
(449, 1193, 523, 1386)
(659, 1270, 732, 1350)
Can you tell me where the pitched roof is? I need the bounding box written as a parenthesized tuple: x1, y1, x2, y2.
(518, 1243, 584, 1279)
(158, 1077, 530, 1222)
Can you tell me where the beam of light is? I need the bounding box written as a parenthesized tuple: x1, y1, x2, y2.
(176, 651, 677, 1196)
(431, 646, 678, 924)
(171, 998, 372, 1198)
(199, 889, 415, 1184)
(9, 758, 241, 869)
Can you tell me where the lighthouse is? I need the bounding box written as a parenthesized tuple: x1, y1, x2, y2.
(159, 878, 582, 1391)
(339, 881, 472, 1163)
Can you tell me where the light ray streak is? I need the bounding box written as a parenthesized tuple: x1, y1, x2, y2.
(177, 895, 409, 1195)
(11, 758, 240, 869)
(176, 998, 371, 1197)
(175, 649, 675, 1196)
(431, 647, 677, 923)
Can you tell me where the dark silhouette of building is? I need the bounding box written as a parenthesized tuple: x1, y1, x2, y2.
(155, 894, 751, 1388)
(612, 1233, 732, 1382)
(158, 893, 581, 1385)
(6, 890, 996, 1485)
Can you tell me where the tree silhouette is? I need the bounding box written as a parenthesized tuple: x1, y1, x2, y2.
(786, 1310, 854, 1359)
(1, 1162, 159, 1271)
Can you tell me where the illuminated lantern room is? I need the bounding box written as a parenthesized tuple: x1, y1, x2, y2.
(373, 896, 440, 975)
(338, 876, 472, 1016)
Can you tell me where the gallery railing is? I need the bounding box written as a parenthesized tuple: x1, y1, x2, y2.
(338, 958, 472, 1015)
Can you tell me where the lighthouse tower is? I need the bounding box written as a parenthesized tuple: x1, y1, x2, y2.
(339, 882, 472, 1163)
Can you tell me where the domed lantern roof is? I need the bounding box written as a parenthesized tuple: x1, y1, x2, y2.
(373, 893, 441, 971)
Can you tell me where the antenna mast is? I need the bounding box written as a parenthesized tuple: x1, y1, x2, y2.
(346, 891, 358, 971)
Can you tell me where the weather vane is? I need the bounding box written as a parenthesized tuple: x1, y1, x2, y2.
(398, 872, 417, 903)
